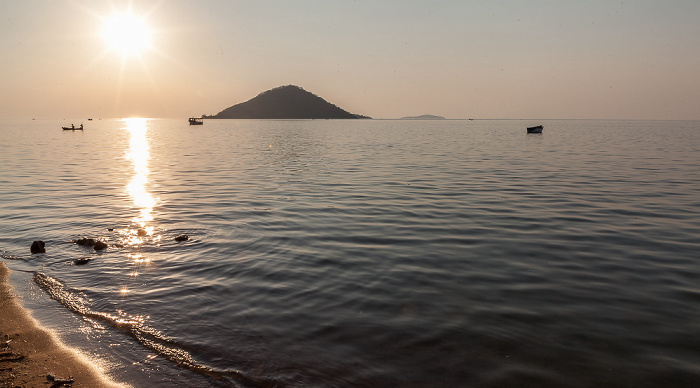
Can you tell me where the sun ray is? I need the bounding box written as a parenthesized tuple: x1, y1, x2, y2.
(134, 55, 169, 112)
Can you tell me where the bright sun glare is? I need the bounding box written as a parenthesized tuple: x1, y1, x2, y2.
(102, 12, 152, 57)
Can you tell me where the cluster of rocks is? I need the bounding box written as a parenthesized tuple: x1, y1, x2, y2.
(30, 232, 191, 258)
(30, 238, 107, 266)
(74, 238, 109, 250)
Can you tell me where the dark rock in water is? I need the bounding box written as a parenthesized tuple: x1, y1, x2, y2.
(174, 235, 189, 242)
(30, 241, 46, 254)
(107, 228, 114, 232)
(75, 238, 96, 246)
(73, 257, 92, 265)
(93, 241, 108, 250)
(137, 229, 147, 236)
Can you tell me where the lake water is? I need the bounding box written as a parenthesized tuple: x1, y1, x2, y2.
(1, 118, 699, 387)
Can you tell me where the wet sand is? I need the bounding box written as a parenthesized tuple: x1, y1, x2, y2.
(1, 262, 127, 388)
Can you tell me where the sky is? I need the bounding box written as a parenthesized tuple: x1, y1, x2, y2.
(1, 0, 699, 120)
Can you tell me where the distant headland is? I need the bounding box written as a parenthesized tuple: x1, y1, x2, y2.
(400, 114, 446, 120)
(203, 85, 371, 119)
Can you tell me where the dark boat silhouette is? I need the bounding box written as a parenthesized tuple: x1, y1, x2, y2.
(527, 125, 543, 133)
(62, 124, 83, 131)
(189, 117, 203, 125)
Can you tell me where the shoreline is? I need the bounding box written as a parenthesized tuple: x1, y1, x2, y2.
(0, 262, 128, 388)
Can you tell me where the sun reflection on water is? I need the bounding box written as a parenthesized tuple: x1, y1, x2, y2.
(125, 118, 156, 227)
(120, 118, 159, 296)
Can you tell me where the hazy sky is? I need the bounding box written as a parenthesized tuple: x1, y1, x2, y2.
(1, 0, 699, 119)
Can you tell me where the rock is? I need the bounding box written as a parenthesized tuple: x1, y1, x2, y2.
(30, 241, 46, 254)
(107, 228, 114, 231)
(73, 257, 92, 265)
(93, 241, 108, 250)
(47, 373, 74, 385)
(74, 238, 96, 246)
(174, 235, 189, 242)
(137, 229, 147, 236)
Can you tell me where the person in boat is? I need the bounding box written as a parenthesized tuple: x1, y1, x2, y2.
(80, 123, 83, 129)
(71, 124, 74, 129)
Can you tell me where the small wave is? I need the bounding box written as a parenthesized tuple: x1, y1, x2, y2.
(1, 251, 24, 261)
(32, 272, 275, 386)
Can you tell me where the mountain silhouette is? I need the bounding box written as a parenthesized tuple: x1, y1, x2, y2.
(205, 85, 370, 119)
(400, 114, 446, 120)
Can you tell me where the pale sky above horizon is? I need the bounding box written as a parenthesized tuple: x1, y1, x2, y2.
(1, 0, 699, 120)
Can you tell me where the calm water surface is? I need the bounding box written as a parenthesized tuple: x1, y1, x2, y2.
(1, 119, 699, 387)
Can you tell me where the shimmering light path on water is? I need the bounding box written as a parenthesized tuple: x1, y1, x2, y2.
(125, 118, 156, 226)
(1, 119, 699, 387)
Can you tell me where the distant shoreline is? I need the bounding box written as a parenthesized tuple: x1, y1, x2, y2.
(399, 114, 446, 120)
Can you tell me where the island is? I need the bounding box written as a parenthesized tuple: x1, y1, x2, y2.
(203, 85, 371, 119)
(400, 114, 446, 120)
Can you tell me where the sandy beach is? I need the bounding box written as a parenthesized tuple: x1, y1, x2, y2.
(1, 262, 127, 388)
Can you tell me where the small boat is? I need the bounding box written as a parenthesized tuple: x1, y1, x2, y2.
(189, 117, 203, 125)
(527, 125, 543, 133)
(62, 124, 83, 131)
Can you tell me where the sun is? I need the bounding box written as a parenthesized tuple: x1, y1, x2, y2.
(102, 12, 152, 57)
